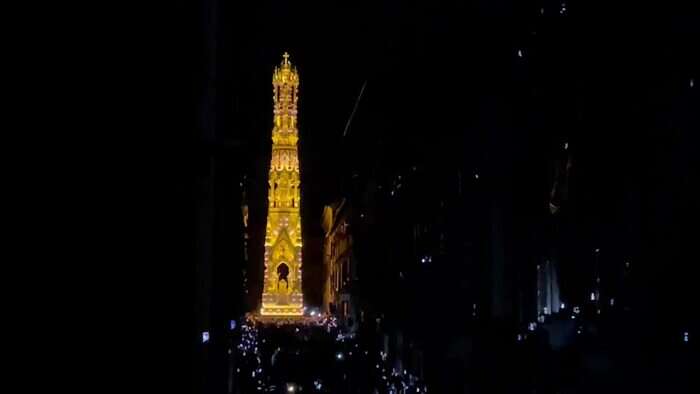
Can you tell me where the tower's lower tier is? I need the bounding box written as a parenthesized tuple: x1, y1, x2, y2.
(260, 292, 304, 316)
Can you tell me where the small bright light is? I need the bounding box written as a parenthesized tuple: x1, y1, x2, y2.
(574, 306, 580, 314)
(590, 292, 596, 301)
(202, 331, 209, 343)
(690, 79, 695, 88)
(561, 302, 566, 310)
(517, 49, 523, 58)
(610, 298, 615, 306)
(336, 352, 344, 360)
(595, 248, 600, 253)
(683, 332, 689, 343)
(517, 334, 523, 341)
(564, 142, 568, 150)
(287, 384, 296, 392)
(474, 173, 479, 179)
(230, 320, 236, 330)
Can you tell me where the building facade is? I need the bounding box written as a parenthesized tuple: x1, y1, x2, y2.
(321, 199, 358, 328)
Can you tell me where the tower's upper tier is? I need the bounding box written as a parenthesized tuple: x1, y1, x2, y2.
(272, 52, 299, 145)
(273, 52, 299, 94)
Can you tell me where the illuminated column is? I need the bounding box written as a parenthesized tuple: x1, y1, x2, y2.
(260, 52, 304, 316)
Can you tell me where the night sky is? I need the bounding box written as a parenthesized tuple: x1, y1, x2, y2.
(216, 0, 698, 311)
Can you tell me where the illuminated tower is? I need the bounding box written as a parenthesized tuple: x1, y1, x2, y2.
(260, 52, 304, 316)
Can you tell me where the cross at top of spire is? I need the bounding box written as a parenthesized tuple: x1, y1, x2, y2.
(282, 52, 290, 65)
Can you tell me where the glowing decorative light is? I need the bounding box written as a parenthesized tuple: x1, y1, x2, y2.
(287, 383, 296, 393)
(574, 306, 580, 314)
(517, 49, 523, 58)
(610, 298, 615, 306)
(474, 173, 479, 179)
(564, 142, 568, 150)
(683, 331, 689, 343)
(261, 53, 304, 317)
(230, 320, 236, 330)
(336, 352, 344, 360)
(595, 248, 600, 253)
(202, 331, 209, 343)
(690, 78, 694, 88)
(590, 292, 596, 301)
(561, 302, 566, 310)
